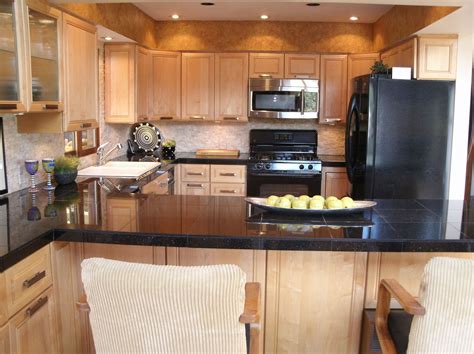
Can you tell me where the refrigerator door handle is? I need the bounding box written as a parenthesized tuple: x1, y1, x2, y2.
(345, 94, 358, 183)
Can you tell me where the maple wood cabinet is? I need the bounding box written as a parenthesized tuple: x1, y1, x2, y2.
(284, 54, 320, 79)
(215, 53, 249, 122)
(249, 53, 284, 78)
(319, 54, 348, 125)
(105, 43, 150, 124)
(321, 166, 351, 198)
(105, 197, 140, 232)
(149, 51, 181, 121)
(380, 35, 457, 80)
(181, 53, 215, 121)
(347, 53, 379, 102)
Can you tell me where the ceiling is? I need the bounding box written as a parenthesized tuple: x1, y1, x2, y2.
(134, 2, 392, 22)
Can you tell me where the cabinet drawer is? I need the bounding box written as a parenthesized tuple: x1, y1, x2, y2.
(211, 183, 246, 196)
(141, 172, 169, 194)
(180, 182, 210, 196)
(4, 245, 52, 317)
(181, 164, 210, 182)
(210, 165, 246, 183)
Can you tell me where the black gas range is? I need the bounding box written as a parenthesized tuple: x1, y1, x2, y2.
(247, 130, 322, 197)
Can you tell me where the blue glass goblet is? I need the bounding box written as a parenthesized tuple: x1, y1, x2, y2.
(24, 160, 39, 193)
(42, 158, 55, 191)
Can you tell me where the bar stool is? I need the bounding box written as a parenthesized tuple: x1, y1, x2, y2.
(77, 258, 260, 354)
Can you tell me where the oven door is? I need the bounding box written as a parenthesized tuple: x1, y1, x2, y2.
(247, 172, 322, 197)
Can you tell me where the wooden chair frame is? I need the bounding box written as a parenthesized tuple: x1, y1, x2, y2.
(77, 282, 261, 354)
(375, 279, 425, 354)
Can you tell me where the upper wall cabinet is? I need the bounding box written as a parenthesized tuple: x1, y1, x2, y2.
(105, 43, 150, 124)
(23, 0, 63, 113)
(181, 53, 215, 121)
(284, 54, 320, 79)
(347, 53, 379, 101)
(249, 53, 284, 79)
(62, 13, 98, 131)
(319, 54, 348, 125)
(0, 0, 25, 113)
(380, 35, 457, 80)
(215, 53, 248, 122)
(149, 51, 181, 121)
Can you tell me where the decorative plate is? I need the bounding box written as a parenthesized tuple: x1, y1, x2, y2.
(245, 198, 377, 215)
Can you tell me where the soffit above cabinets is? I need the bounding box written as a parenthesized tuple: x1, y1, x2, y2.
(133, 2, 392, 23)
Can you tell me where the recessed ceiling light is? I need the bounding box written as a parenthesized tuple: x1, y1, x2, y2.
(260, 14, 269, 20)
(104, 36, 113, 41)
(171, 14, 180, 20)
(201, 2, 215, 5)
(350, 16, 359, 21)
(306, 3, 320, 6)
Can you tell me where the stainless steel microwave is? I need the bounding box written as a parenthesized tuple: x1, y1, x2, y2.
(248, 78, 319, 119)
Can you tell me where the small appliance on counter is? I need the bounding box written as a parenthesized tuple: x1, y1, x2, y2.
(127, 122, 162, 155)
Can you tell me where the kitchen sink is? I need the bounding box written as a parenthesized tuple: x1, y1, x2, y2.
(78, 161, 161, 180)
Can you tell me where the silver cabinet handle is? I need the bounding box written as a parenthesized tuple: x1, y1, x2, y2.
(324, 118, 342, 123)
(220, 172, 237, 176)
(220, 189, 237, 193)
(160, 116, 173, 120)
(223, 116, 240, 121)
(300, 89, 305, 115)
(187, 172, 204, 176)
(189, 116, 205, 120)
(259, 74, 272, 78)
(294, 75, 310, 78)
(26, 296, 48, 317)
(187, 183, 203, 188)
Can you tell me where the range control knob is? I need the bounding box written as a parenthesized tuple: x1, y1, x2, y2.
(264, 163, 271, 170)
(299, 164, 305, 170)
(256, 163, 264, 170)
(308, 164, 314, 170)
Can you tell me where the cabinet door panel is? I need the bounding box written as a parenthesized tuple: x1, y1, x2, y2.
(215, 53, 248, 121)
(319, 55, 348, 124)
(0, 324, 9, 354)
(322, 167, 350, 198)
(83, 243, 154, 264)
(9, 287, 58, 354)
(284, 54, 320, 79)
(149, 51, 181, 120)
(180, 182, 210, 196)
(347, 53, 379, 101)
(106, 198, 139, 232)
(249, 53, 284, 78)
(182, 53, 214, 121)
(0, 273, 7, 326)
(417, 36, 457, 80)
(63, 14, 99, 130)
(181, 164, 210, 183)
(136, 46, 149, 121)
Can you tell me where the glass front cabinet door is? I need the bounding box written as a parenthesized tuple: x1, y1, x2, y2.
(0, 0, 25, 113)
(23, 0, 62, 112)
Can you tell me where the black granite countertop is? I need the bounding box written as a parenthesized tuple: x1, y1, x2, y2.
(318, 154, 346, 167)
(0, 176, 473, 272)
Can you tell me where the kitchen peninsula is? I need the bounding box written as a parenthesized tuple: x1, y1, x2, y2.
(0, 170, 473, 353)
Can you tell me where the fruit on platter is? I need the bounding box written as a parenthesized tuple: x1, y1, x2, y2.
(265, 195, 356, 210)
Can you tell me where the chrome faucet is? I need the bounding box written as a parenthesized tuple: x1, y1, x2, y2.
(97, 142, 123, 166)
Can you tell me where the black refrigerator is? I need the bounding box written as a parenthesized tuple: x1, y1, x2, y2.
(345, 75, 455, 200)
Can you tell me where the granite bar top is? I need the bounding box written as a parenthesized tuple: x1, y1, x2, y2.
(0, 177, 473, 271)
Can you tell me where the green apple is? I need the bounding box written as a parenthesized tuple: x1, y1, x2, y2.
(325, 196, 338, 207)
(283, 194, 295, 201)
(341, 196, 355, 208)
(311, 195, 325, 203)
(266, 195, 279, 206)
(292, 199, 308, 209)
(309, 199, 324, 210)
(298, 195, 311, 203)
(327, 199, 344, 209)
(276, 197, 291, 209)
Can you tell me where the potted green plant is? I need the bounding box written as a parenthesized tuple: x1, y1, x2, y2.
(54, 156, 80, 185)
(370, 60, 390, 76)
(162, 139, 176, 160)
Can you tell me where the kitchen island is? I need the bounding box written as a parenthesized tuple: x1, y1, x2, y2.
(0, 178, 472, 354)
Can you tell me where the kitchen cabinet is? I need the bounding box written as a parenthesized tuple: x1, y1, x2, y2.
(265, 251, 367, 354)
(9, 287, 59, 354)
(0, 323, 9, 353)
(141, 171, 169, 195)
(347, 53, 379, 101)
(0, 273, 7, 326)
(180, 182, 210, 196)
(105, 43, 150, 124)
(0, 0, 25, 113)
(23, 0, 63, 113)
(215, 53, 249, 122)
(62, 13, 99, 131)
(182, 53, 215, 121)
(249, 53, 284, 79)
(83, 243, 154, 264)
(149, 51, 181, 121)
(181, 164, 210, 183)
(321, 166, 351, 198)
(319, 54, 348, 125)
(284, 54, 320, 79)
(380, 35, 457, 80)
(105, 197, 140, 232)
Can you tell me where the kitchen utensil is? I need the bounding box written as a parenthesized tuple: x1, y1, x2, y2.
(245, 197, 377, 215)
(24, 159, 39, 193)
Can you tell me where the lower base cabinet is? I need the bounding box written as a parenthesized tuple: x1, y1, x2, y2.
(321, 166, 351, 198)
(9, 287, 58, 354)
(0, 324, 9, 354)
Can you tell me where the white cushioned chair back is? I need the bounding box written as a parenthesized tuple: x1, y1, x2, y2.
(81, 258, 247, 354)
(407, 257, 474, 354)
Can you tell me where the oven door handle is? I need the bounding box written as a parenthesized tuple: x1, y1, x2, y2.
(300, 89, 305, 115)
(248, 172, 321, 178)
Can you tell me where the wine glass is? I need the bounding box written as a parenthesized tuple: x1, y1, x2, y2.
(27, 192, 41, 221)
(42, 158, 55, 191)
(24, 160, 39, 193)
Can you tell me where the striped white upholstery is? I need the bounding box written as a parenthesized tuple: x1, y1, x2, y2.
(81, 258, 247, 354)
(407, 257, 474, 354)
